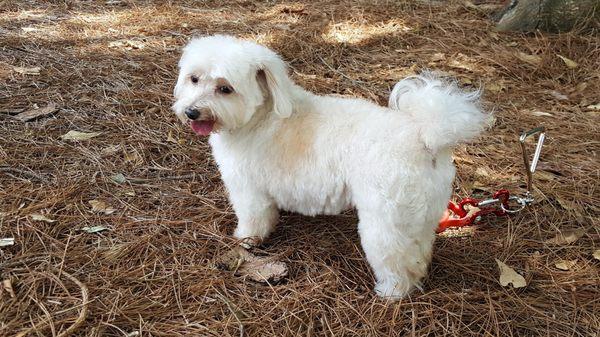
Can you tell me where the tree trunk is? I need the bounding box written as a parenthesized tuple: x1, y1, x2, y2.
(496, 0, 600, 32)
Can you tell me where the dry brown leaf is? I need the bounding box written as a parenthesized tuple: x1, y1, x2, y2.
(546, 90, 568, 101)
(89, 200, 116, 215)
(531, 111, 553, 117)
(487, 82, 506, 93)
(545, 228, 585, 245)
(495, 259, 527, 288)
(474, 167, 491, 178)
(216, 246, 288, 283)
(515, 52, 542, 66)
(554, 259, 577, 271)
(14, 102, 57, 122)
(1, 279, 15, 298)
(556, 54, 578, 69)
(167, 131, 179, 144)
(61, 130, 102, 141)
(593, 250, 600, 261)
(30, 213, 56, 223)
(12, 65, 41, 75)
(436, 225, 476, 238)
(101, 144, 121, 156)
(109, 39, 145, 50)
(124, 150, 143, 166)
(472, 180, 492, 192)
(535, 170, 557, 181)
(556, 197, 581, 214)
(430, 52, 446, 62)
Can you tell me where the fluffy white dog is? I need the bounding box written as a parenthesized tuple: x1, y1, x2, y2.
(173, 35, 489, 299)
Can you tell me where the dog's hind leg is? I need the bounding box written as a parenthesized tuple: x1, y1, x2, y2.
(357, 207, 435, 299)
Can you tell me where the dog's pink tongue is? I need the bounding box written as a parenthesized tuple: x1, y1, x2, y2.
(190, 120, 214, 136)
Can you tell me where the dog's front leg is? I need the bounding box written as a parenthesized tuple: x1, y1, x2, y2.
(228, 187, 279, 247)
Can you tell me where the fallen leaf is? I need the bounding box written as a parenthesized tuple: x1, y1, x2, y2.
(545, 228, 586, 245)
(556, 54, 578, 69)
(12, 65, 41, 75)
(436, 225, 476, 238)
(495, 259, 527, 288)
(0, 238, 15, 247)
(81, 226, 109, 233)
(554, 259, 577, 270)
(30, 213, 56, 223)
(472, 180, 492, 192)
(1, 279, 15, 298)
(166, 131, 178, 144)
(110, 173, 126, 184)
(108, 39, 145, 50)
(475, 167, 491, 178)
(546, 90, 568, 101)
(61, 130, 102, 141)
(21, 26, 38, 33)
(572, 82, 588, 94)
(586, 104, 600, 111)
(593, 250, 600, 261)
(531, 111, 553, 117)
(14, 103, 57, 122)
(487, 81, 506, 93)
(535, 170, 557, 181)
(100, 144, 121, 156)
(556, 197, 580, 213)
(124, 150, 143, 166)
(89, 200, 116, 215)
(216, 246, 288, 283)
(430, 53, 446, 62)
(515, 52, 542, 66)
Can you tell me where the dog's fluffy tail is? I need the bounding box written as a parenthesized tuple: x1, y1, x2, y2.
(389, 72, 490, 153)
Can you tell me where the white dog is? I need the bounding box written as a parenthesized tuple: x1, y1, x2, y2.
(173, 35, 489, 299)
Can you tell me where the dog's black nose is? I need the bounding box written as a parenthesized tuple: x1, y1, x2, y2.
(185, 108, 200, 120)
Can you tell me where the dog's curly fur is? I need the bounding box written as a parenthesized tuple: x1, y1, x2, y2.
(172, 35, 490, 299)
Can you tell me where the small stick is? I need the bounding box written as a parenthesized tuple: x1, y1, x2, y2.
(0, 166, 45, 181)
(15, 269, 89, 337)
(125, 173, 197, 183)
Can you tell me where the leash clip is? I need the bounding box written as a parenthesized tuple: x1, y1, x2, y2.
(437, 127, 546, 234)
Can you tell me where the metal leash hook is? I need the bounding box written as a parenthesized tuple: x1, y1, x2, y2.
(437, 127, 546, 234)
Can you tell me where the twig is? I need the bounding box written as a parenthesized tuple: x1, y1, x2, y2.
(0, 166, 45, 181)
(125, 173, 197, 183)
(15, 269, 89, 337)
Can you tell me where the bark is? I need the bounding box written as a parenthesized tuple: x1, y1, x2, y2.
(496, 0, 600, 32)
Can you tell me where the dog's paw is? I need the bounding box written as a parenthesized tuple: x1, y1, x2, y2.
(237, 237, 261, 249)
(374, 279, 411, 300)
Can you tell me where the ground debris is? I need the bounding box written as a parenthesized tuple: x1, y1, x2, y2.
(216, 246, 288, 284)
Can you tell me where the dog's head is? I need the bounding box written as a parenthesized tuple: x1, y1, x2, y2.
(172, 35, 293, 136)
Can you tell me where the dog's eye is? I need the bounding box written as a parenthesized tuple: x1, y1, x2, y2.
(190, 75, 199, 84)
(218, 85, 234, 94)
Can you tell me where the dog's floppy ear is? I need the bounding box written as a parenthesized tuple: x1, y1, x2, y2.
(259, 55, 294, 118)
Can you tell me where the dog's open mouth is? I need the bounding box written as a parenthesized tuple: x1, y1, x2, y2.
(190, 120, 215, 136)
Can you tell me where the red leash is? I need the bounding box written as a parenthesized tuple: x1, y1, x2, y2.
(437, 127, 546, 234)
